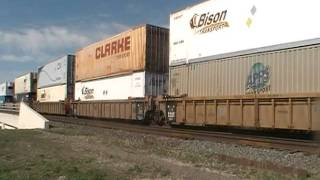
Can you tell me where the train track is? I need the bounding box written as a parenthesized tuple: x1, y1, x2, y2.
(45, 115, 320, 155)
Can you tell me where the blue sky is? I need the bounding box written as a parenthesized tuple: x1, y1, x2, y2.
(0, 0, 200, 82)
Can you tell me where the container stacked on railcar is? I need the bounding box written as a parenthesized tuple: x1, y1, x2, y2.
(167, 0, 320, 131)
(0, 82, 14, 104)
(75, 24, 169, 101)
(37, 55, 75, 102)
(14, 72, 37, 103)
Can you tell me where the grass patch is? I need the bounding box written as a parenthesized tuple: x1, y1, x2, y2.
(127, 164, 143, 175)
(0, 130, 124, 180)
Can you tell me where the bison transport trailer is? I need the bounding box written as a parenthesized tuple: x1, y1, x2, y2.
(170, 0, 320, 66)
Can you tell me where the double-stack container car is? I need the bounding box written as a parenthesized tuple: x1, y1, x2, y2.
(14, 72, 37, 103)
(167, 0, 320, 131)
(37, 55, 75, 102)
(0, 82, 14, 104)
(70, 24, 169, 120)
(75, 24, 169, 101)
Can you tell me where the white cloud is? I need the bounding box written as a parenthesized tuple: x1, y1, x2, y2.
(0, 22, 130, 63)
(0, 26, 90, 62)
(0, 54, 34, 62)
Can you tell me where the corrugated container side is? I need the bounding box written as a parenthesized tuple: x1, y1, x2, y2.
(145, 25, 169, 74)
(145, 72, 168, 96)
(169, 44, 320, 97)
(169, 65, 188, 96)
(67, 55, 75, 101)
(75, 24, 169, 81)
(76, 26, 147, 81)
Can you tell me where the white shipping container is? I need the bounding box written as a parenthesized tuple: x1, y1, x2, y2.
(37, 85, 67, 102)
(75, 71, 167, 101)
(170, 0, 320, 65)
(38, 55, 74, 88)
(14, 73, 36, 94)
(0, 82, 14, 96)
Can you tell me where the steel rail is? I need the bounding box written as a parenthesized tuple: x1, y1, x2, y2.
(45, 115, 320, 155)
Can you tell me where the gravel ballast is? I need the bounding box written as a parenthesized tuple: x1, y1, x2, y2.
(50, 122, 320, 179)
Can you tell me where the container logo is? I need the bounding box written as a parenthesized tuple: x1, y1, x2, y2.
(95, 36, 131, 60)
(246, 63, 271, 94)
(82, 87, 94, 99)
(190, 10, 229, 34)
(39, 62, 63, 84)
(246, 5, 257, 28)
(40, 90, 46, 99)
(55, 63, 62, 71)
(103, 90, 108, 96)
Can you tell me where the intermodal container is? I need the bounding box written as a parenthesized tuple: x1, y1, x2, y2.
(169, 43, 320, 97)
(14, 72, 37, 102)
(170, 0, 320, 65)
(0, 82, 14, 96)
(38, 55, 75, 89)
(75, 24, 169, 81)
(0, 82, 14, 103)
(37, 85, 68, 102)
(75, 71, 167, 101)
(37, 55, 75, 102)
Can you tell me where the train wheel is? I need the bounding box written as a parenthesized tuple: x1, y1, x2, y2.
(143, 110, 153, 125)
(157, 111, 166, 126)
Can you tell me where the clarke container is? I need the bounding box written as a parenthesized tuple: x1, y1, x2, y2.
(75, 24, 169, 82)
(170, 0, 320, 66)
(37, 55, 75, 102)
(14, 72, 37, 102)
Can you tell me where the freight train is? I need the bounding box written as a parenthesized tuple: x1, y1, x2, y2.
(11, 0, 320, 132)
